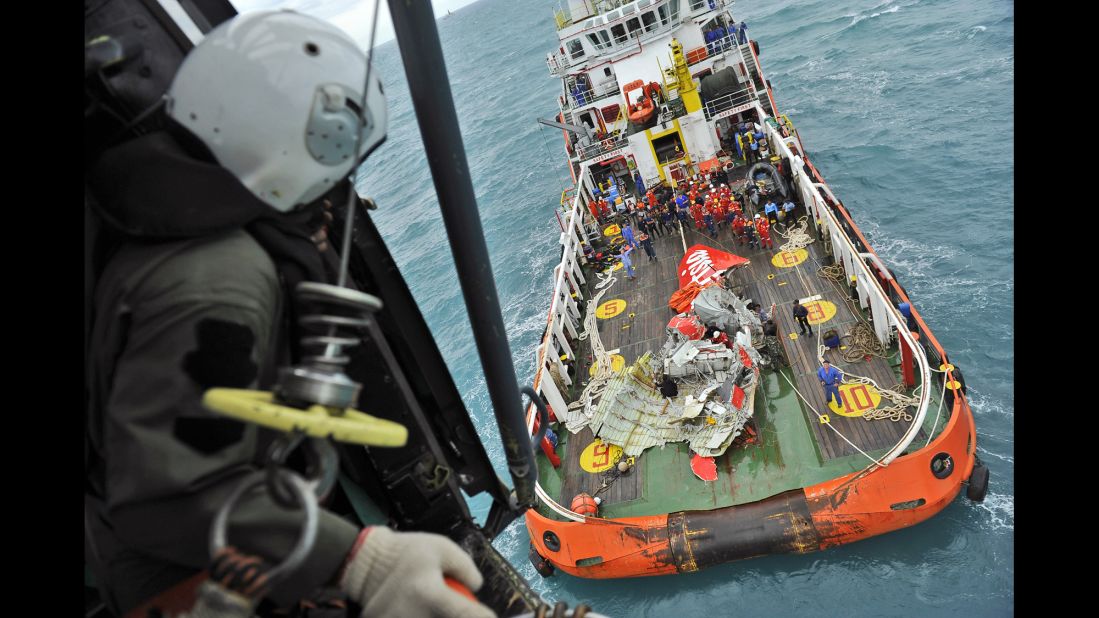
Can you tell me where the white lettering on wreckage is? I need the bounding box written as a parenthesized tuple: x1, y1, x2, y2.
(681, 248, 722, 285)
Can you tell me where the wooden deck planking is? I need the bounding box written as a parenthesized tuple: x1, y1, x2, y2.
(557, 428, 644, 506)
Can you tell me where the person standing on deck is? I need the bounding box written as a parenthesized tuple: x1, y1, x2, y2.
(659, 203, 674, 235)
(818, 360, 844, 409)
(755, 214, 773, 249)
(764, 199, 779, 224)
(744, 218, 759, 249)
(782, 198, 796, 221)
(634, 171, 646, 200)
(618, 244, 636, 280)
(639, 231, 657, 261)
(793, 299, 813, 336)
(702, 203, 717, 236)
(621, 221, 638, 249)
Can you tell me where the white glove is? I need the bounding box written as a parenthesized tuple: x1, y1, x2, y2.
(338, 526, 495, 618)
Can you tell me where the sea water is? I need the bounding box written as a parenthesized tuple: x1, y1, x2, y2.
(358, 0, 1013, 615)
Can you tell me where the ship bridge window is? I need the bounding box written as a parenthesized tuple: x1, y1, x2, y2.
(641, 10, 658, 32)
(567, 38, 585, 60)
(667, 0, 681, 23)
(626, 17, 642, 36)
(587, 33, 604, 51)
(598, 29, 612, 48)
(689, 0, 709, 10)
(611, 24, 628, 45)
(622, 4, 637, 15)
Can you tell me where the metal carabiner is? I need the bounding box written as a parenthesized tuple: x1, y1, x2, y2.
(265, 431, 340, 509)
(210, 468, 319, 588)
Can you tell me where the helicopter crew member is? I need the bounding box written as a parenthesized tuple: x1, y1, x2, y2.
(84, 11, 493, 618)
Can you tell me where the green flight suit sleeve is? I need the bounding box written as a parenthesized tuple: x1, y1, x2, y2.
(100, 231, 359, 607)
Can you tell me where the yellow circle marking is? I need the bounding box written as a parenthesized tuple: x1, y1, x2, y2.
(939, 363, 955, 372)
(771, 248, 808, 268)
(604, 224, 622, 237)
(590, 354, 626, 377)
(828, 383, 883, 417)
(580, 439, 623, 473)
(946, 380, 962, 390)
(596, 299, 627, 319)
(804, 300, 837, 325)
(767, 274, 775, 280)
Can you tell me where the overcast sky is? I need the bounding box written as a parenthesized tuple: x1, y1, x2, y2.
(232, 0, 483, 48)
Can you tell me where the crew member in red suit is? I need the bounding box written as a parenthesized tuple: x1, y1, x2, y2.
(755, 214, 773, 249)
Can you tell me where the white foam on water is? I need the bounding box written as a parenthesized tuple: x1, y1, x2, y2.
(975, 490, 1014, 532)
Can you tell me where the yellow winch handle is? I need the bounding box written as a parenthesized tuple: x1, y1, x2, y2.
(202, 388, 408, 447)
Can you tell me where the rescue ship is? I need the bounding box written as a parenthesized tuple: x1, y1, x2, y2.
(526, 0, 987, 579)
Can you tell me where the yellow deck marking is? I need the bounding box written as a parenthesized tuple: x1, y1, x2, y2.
(596, 299, 627, 319)
(828, 383, 883, 417)
(767, 274, 775, 280)
(939, 363, 955, 372)
(789, 332, 799, 340)
(946, 380, 962, 389)
(819, 414, 830, 424)
(772, 248, 808, 268)
(612, 261, 624, 271)
(805, 300, 837, 325)
(589, 354, 626, 377)
(604, 224, 622, 237)
(580, 439, 623, 473)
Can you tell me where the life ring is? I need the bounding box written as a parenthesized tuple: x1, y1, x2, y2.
(966, 462, 989, 502)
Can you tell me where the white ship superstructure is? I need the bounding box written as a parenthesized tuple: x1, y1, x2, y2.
(546, 0, 778, 192)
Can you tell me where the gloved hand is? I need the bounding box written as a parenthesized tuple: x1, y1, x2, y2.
(338, 526, 495, 618)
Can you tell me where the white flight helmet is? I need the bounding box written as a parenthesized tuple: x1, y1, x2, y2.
(167, 10, 387, 212)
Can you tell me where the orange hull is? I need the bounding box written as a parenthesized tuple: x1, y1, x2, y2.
(526, 394, 977, 578)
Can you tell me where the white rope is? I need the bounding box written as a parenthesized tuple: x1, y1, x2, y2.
(775, 368, 887, 468)
(569, 273, 617, 416)
(923, 371, 949, 447)
(772, 215, 813, 252)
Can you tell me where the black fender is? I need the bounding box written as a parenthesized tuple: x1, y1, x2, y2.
(966, 463, 989, 502)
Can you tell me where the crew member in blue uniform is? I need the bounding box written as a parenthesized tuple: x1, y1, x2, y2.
(818, 360, 844, 408)
(792, 298, 812, 336)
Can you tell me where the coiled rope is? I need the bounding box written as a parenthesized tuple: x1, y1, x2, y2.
(570, 270, 617, 415)
(772, 215, 813, 252)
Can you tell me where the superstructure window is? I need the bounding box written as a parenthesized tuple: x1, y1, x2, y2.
(611, 24, 627, 45)
(567, 38, 585, 60)
(598, 30, 612, 47)
(689, 0, 708, 10)
(668, 0, 681, 22)
(587, 33, 603, 50)
(626, 17, 642, 36)
(642, 11, 658, 32)
(658, 4, 670, 25)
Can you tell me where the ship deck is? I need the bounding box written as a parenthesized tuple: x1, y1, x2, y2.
(536, 164, 922, 520)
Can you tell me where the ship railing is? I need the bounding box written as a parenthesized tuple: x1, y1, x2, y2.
(577, 134, 629, 161)
(686, 31, 744, 66)
(527, 161, 598, 522)
(702, 87, 756, 121)
(562, 79, 621, 111)
(547, 49, 571, 77)
(761, 117, 934, 468)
